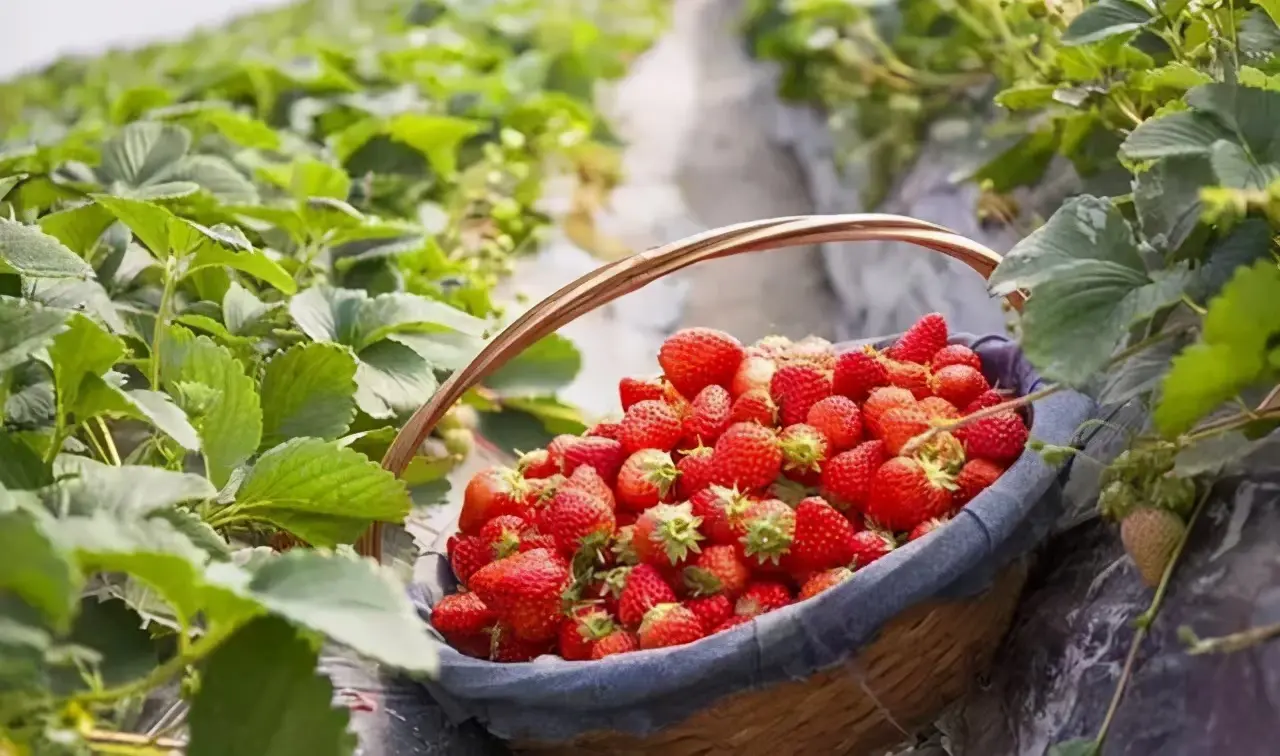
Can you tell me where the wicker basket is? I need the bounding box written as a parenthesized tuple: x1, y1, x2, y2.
(358, 215, 1030, 755)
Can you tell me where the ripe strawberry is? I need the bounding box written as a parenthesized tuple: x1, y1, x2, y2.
(1120, 507, 1185, 587)
(820, 440, 886, 511)
(770, 363, 832, 426)
(684, 544, 751, 598)
(833, 347, 889, 401)
(658, 327, 745, 398)
(787, 497, 859, 574)
(447, 534, 491, 586)
(777, 423, 830, 485)
(806, 396, 863, 451)
(740, 498, 796, 567)
(460, 466, 535, 535)
(639, 603, 706, 649)
(713, 422, 782, 491)
(931, 343, 983, 372)
(516, 449, 558, 479)
(955, 458, 1005, 505)
(546, 434, 577, 471)
(560, 464, 616, 511)
(735, 581, 792, 617)
(432, 592, 496, 639)
(489, 625, 552, 662)
(587, 421, 623, 441)
(590, 629, 640, 659)
(633, 503, 704, 568)
(620, 376, 667, 411)
(684, 594, 732, 631)
(540, 488, 616, 556)
(956, 411, 1028, 465)
(558, 606, 616, 661)
(798, 567, 853, 601)
(866, 457, 956, 532)
(930, 364, 990, 408)
(918, 396, 961, 422)
(729, 388, 778, 427)
(883, 358, 932, 399)
(685, 384, 732, 445)
(469, 549, 571, 642)
(863, 387, 917, 439)
(730, 354, 777, 397)
(618, 563, 678, 628)
(963, 389, 1008, 414)
(616, 449, 679, 511)
(879, 406, 933, 456)
(618, 399, 685, 454)
(850, 529, 896, 567)
(908, 516, 950, 542)
(480, 515, 532, 559)
(689, 485, 756, 545)
(712, 615, 752, 633)
(676, 444, 716, 499)
(887, 312, 948, 364)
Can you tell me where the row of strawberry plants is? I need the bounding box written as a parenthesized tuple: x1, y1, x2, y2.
(746, 0, 1280, 752)
(0, 0, 663, 752)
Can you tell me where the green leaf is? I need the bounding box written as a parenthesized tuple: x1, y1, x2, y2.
(1156, 261, 1280, 435)
(386, 330, 482, 372)
(0, 218, 95, 279)
(1132, 156, 1213, 251)
(188, 615, 356, 756)
(0, 432, 53, 490)
(122, 389, 202, 450)
(1191, 220, 1274, 302)
(92, 194, 176, 256)
(260, 343, 359, 448)
(0, 173, 26, 200)
(1134, 63, 1213, 92)
(1061, 0, 1152, 46)
(1258, 0, 1280, 26)
(37, 202, 115, 257)
(48, 313, 126, 420)
(0, 499, 80, 632)
(1208, 140, 1280, 189)
(1098, 331, 1188, 406)
(289, 285, 365, 345)
(161, 327, 263, 487)
(994, 84, 1058, 111)
(175, 219, 297, 294)
(51, 597, 160, 694)
(485, 333, 581, 396)
(223, 282, 273, 336)
(353, 340, 438, 420)
(156, 156, 259, 204)
(219, 550, 438, 673)
(53, 455, 216, 517)
(259, 158, 350, 201)
(386, 114, 485, 177)
(1186, 83, 1280, 158)
(230, 438, 410, 546)
(354, 291, 486, 347)
(154, 102, 282, 150)
(1047, 740, 1098, 756)
(1120, 111, 1230, 160)
(99, 122, 192, 186)
(0, 297, 69, 372)
(27, 278, 129, 336)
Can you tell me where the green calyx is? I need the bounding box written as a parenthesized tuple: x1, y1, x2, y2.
(650, 503, 704, 564)
(743, 516, 793, 565)
(918, 457, 959, 493)
(493, 529, 521, 559)
(640, 451, 680, 498)
(779, 428, 826, 473)
(576, 610, 616, 642)
(683, 566, 724, 597)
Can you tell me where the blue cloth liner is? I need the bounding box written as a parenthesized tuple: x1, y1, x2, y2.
(406, 333, 1096, 743)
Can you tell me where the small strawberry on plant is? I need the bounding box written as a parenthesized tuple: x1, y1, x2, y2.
(1120, 507, 1186, 587)
(658, 327, 745, 397)
(639, 603, 706, 649)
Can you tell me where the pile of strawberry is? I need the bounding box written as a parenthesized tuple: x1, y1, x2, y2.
(431, 313, 1030, 662)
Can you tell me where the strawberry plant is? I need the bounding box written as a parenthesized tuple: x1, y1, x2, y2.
(0, 0, 663, 752)
(748, 0, 1280, 752)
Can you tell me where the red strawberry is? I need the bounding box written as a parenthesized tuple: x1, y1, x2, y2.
(684, 594, 732, 631)
(866, 457, 956, 532)
(587, 421, 623, 441)
(618, 563, 678, 628)
(918, 396, 961, 422)
(516, 449, 558, 479)
(684, 544, 751, 598)
(479, 515, 531, 559)
(729, 388, 778, 427)
(712, 422, 782, 490)
(561, 465, 616, 511)
(770, 363, 832, 426)
(469, 549, 571, 642)
(955, 458, 1006, 504)
(740, 498, 796, 568)
(460, 466, 535, 535)
(787, 497, 859, 575)
(798, 567, 853, 601)
(558, 606, 616, 661)
(633, 502, 704, 568)
(639, 603, 706, 649)
(620, 376, 667, 411)
(777, 423, 831, 485)
(879, 406, 933, 456)
(489, 625, 552, 662)
(730, 354, 777, 398)
(734, 581, 792, 617)
(618, 400, 685, 454)
(712, 615, 752, 633)
(956, 411, 1028, 465)
(931, 344, 983, 372)
(658, 327, 745, 398)
(590, 629, 640, 659)
(888, 312, 948, 364)
(883, 358, 932, 399)
(863, 387, 917, 439)
(908, 516, 951, 542)
(850, 529, 896, 567)
(685, 384, 732, 445)
(616, 449, 679, 511)
(820, 440, 886, 511)
(540, 488, 616, 556)
(432, 592, 496, 639)
(675, 444, 716, 499)
(447, 534, 491, 586)
(689, 485, 757, 545)
(963, 389, 1009, 414)
(806, 396, 863, 451)
(930, 364, 990, 408)
(561, 436, 626, 483)
(546, 434, 577, 471)
(833, 347, 889, 401)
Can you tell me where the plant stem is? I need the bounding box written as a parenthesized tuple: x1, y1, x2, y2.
(1183, 620, 1280, 655)
(82, 728, 184, 753)
(150, 260, 178, 389)
(95, 417, 122, 466)
(68, 624, 231, 707)
(901, 382, 1064, 455)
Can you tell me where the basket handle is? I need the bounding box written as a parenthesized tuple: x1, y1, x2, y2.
(357, 214, 1017, 560)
